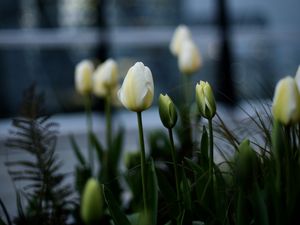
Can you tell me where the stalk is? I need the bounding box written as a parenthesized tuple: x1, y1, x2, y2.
(208, 119, 214, 190)
(105, 94, 112, 150)
(137, 112, 148, 213)
(168, 128, 181, 224)
(85, 93, 93, 172)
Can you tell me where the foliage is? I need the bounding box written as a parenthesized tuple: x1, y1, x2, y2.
(4, 85, 72, 225)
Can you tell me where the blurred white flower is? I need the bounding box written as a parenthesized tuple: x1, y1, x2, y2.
(75, 60, 94, 95)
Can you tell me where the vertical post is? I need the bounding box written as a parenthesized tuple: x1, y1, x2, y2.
(215, 0, 236, 105)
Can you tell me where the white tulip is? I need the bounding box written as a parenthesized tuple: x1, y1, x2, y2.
(75, 60, 94, 95)
(118, 62, 154, 112)
(272, 76, 300, 125)
(178, 39, 202, 75)
(93, 59, 118, 97)
(170, 25, 192, 56)
(294, 65, 300, 90)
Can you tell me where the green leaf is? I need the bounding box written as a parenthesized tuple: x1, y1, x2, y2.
(199, 126, 209, 168)
(109, 127, 124, 170)
(236, 190, 250, 225)
(156, 169, 179, 218)
(180, 168, 192, 211)
(127, 213, 140, 225)
(146, 159, 158, 225)
(103, 185, 131, 225)
(89, 132, 104, 164)
(251, 183, 269, 225)
(192, 222, 205, 225)
(184, 157, 203, 174)
(69, 134, 86, 166)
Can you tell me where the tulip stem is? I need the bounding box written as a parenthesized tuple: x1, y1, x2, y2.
(208, 119, 214, 190)
(137, 112, 148, 214)
(105, 94, 112, 150)
(168, 128, 181, 217)
(85, 93, 94, 172)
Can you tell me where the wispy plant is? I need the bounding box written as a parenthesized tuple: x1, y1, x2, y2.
(5, 85, 72, 225)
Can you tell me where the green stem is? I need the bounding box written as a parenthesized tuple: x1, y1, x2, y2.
(179, 74, 193, 157)
(182, 74, 191, 105)
(105, 94, 112, 150)
(208, 119, 214, 190)
(168, 128, 181, 215)
(85, 94, 93, 172)
(137, 112, 148, 213)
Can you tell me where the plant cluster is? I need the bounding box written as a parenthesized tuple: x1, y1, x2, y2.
(1, 25, 300, 225)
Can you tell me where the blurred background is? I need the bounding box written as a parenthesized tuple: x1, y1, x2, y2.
(0, 0, 299, 118)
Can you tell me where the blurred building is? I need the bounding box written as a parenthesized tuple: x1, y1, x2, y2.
(0, 0, 299, 117)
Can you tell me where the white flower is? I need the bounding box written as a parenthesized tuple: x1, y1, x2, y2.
(75, 60, 94, 95)
(272, 76, 300, 125)
(294, 65, 300, 90)
(93, 59, 118, 97)
(178, 39, 202, 75)
(118, 62, 154, 112)
(170, 25, 192, 56)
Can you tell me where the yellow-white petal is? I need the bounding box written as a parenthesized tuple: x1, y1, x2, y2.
(170, 25, 192, 56)
(75, 60, 94, 95)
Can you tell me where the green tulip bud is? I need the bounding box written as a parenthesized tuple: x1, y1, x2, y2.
(81, 178, 104, 224)
(235, 139, 259, 191)
(158, 94, 178, 129)
(195, 81, 216, 120)
(272, 76, 300, 125)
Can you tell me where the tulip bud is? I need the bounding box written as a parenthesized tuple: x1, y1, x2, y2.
(81, 178, 104, 224)
(75, 60, 94, 95)
(294, 65, 300, 90)
(178, 39, 202, 75)
(158, 94, 178, 129)
(170, 25, 192, 56)
(195, 81, 216, 120)
(118, 62, 154, 112)
(235, 139, 259, 191)
(93, 59, 119, 97)
(272, 76, 300, 125)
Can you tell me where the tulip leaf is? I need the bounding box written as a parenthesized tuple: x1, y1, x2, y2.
(125, 166, 143, 210)
(156, 169, 179, 218)
(236, 190, 251, 225)
(109, 127, 124, 170)
(180, 168, 192, 211)
(184, 157, 203, 174)
(146, 159, 158, 225)
(89, 132, 104, 164)
(103, 185, 131, 225)
(192, 222, 205, 225)
(69, 134, 86, 166)
(127, 213, 140, 225)
(251, 183, 269, 225)
(199, 126, 209, 168)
